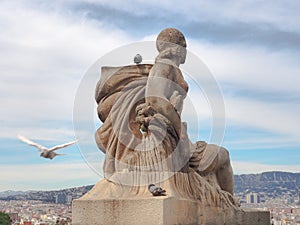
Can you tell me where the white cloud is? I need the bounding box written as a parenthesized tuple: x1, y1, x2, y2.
(225, 97, 300, 139)
(0, 162, 100, 191)
(2, 127, 75, 142)
(0, 0, 132, 140)
(189, 40, 300, 93)
(182, 39, 300, 145)
(232, 161, 300, 175)
(66, 0, 300, 32)
(224, 136, 300, 150)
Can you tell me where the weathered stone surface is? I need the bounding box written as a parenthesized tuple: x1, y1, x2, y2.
(72, 28, 269, 225)
(72, 196, 270, 225)
(93, 28, 235, 199)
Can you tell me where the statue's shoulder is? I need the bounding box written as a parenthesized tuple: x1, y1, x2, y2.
(96, 64, 152, 103)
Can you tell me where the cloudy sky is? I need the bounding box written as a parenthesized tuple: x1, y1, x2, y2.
(1, 0, 300, 191)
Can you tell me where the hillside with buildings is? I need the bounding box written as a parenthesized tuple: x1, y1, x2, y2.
(1, 171, 300, 224)
(1, 171, 299, 204)
(234, 171, 300, 202)
(0, 185, 93, 204)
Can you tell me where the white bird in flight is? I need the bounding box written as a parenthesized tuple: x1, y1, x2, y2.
(17, 135, 77, 159)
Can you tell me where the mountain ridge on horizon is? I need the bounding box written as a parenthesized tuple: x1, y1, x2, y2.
(1, 171, 299, 199)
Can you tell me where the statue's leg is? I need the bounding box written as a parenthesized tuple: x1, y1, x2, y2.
(192, 143, 234, 195)
(215, 147, 234, 195)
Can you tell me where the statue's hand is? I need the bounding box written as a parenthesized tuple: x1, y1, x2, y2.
(136, 103, 156, 117)
(136, 116, 151, 132)
(170, 91, 183, 114)
(135, 103, 157, 132)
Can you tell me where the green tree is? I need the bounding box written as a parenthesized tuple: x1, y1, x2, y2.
(0, 212, 11, 225)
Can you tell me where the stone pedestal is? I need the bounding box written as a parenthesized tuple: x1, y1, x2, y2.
(72, 196, 270, 225)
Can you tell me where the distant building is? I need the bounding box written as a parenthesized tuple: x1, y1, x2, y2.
(66, 195, 72, 205)
(246, 193, 260, 204)
(9, 212, 20, 222)
(23, 222, 32, 225)
(55, 193, 67, 204)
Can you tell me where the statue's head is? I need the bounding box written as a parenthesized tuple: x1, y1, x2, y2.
(156, 28, 187, 64)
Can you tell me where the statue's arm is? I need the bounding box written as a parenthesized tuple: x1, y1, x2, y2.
(145, 63, 182, 136)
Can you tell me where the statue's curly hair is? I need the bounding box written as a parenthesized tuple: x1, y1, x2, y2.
(155, 28, 187, 62)
(156, 28, 187, 52)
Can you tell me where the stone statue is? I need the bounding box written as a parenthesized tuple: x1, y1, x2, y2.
(73, 28, 270, 225)
(93, 28, 235, 200)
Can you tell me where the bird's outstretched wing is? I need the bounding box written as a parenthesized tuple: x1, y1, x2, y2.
(17, 135, 45, 151)
(49, 140, 78, 152)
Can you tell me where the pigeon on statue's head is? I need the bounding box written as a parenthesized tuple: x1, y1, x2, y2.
(134, 54, 142, 64)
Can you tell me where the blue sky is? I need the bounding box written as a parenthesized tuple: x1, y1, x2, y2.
(0, 0, 300, 191)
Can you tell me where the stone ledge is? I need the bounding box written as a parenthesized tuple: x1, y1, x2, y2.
(72, 197, 270, 225)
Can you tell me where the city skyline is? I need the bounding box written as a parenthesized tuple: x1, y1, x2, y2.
(0, 0, 300, 191)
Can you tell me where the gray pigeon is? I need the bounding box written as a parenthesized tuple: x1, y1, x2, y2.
(134, 54, 142, 64)
(148, 184, 166, 196)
